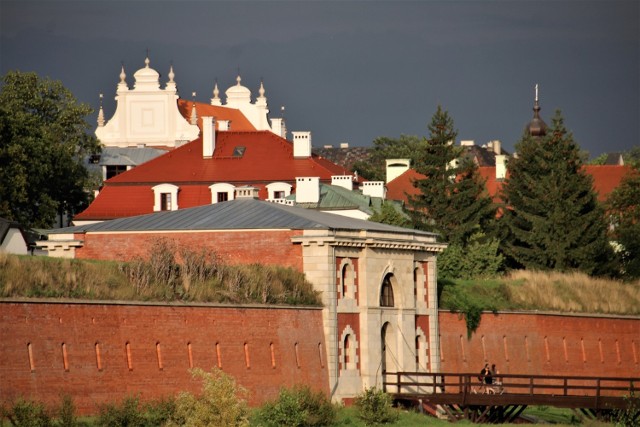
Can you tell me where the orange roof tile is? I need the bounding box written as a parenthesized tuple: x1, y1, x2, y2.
(385, 165, 632, 205)
(386, 169, 425, 204)
(75, 131, 351, 221)
(584, 165, 634, 202)
(177, 99, 256, 132)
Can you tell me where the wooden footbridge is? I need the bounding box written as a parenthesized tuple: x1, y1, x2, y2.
(383, 371, 639, 423)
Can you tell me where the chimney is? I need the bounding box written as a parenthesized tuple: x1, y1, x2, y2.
(295, 177, 320, 203)
(496, 154, 506, 180)
(331, 175, 353, 191)
(292, 131, 312, 158)
(362, 181, 386, 199)
(385, 159, 411, 183)
(270, 118, 287, 139)
(202, 116, 215, 158)
(235, 186, 260, 199)
(461, 140, 475, 147)
(218, 120, 230, 131)
(489, 140, 501, 154)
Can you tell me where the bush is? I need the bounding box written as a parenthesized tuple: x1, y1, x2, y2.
(256, 385, 336, 427)
(354, 387, 398, 426)
(96, 395, 146, 427)
(2, 398, 53, 427)
(56, 395, 78, 427)
(165, 368, 249, 427)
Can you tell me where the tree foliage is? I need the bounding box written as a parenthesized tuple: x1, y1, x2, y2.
(368, 201, 410, 227)
(409, 106, 496, 246)
(438, 232, 504, 279)
(0, 71, 100, 228)
(351, 134, 426, 181)
(606, 170, 640, 279)
(499, 110, 612, 275)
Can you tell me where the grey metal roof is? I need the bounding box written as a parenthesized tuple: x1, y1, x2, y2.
(56, 198, 435, 237)
(99, 147, 167, 167)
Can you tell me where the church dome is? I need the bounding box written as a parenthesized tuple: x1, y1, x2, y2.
(528, 85, 547, 137)
(133, 57, 160, 90)
(225, 75, 252, 105)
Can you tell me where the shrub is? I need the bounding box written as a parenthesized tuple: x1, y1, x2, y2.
(165, 368, 249, 427)
(354, 387, 398, 426)
(611, 389, 640, 427)
(3, 398, 53, 427)
(56, 395, 78, 427)
(256, 385, 336, 427)
(96, 395, 146, 427)
(143, 397, 177, 426)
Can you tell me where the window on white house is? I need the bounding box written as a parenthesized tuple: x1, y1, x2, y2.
(160, 193, 172, 211)
(152, 183, 179, 212)
(217, 192, 229, 203)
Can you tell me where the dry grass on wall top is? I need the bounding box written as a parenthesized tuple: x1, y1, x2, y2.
(504, 270, 640, 315)
(0, 241, 321, 306)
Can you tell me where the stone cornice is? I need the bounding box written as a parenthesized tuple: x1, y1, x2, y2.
(291, 232, 447, 252)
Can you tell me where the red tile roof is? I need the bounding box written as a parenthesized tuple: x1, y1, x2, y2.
(584, 165, 634, 202)
(385, 165, 632, 205)
(75, 131, 352, 221)
(385, 169, 424, 204)
(177, 99, 256, 132)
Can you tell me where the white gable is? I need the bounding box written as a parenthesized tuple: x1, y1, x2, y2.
(96, 57, 200, 148)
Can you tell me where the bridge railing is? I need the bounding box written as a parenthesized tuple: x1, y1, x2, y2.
(382, 371, 638, 399)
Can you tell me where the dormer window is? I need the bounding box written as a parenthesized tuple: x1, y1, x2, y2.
(266, 182, 292, 201)
(152, 183, 179, 212)
(209, 183, 236, 204)
(160, 193, 172, 211)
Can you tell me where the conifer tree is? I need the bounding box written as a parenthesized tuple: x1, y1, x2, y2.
(409, 106, 495, 246)
(500, 110, 612, 274)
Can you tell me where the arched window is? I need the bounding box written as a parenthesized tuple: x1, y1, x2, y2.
(380, 274, 395, 307)
(343, 333, 356, 370)
(152, 183, 179, 211)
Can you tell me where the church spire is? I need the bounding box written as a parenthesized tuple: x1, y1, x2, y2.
(117, 63, 129, 93)
(211, 79, 222, 106)
(165, 62, 177, 93)
(528, 83, 547, 137)
(97, 93, 105, 127)
(190, 91, 198, 125)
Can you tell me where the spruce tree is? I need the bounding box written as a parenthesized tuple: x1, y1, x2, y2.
(500, 110, 612, 274)
(409, 106, 495, 246)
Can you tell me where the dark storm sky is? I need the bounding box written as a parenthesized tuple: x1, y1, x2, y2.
(1, 0, 638, 157)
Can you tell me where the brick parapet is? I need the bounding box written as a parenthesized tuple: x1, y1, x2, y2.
(0, 301, 327, 414)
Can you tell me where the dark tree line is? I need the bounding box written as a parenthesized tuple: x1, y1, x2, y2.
(366, 105, 638, 279)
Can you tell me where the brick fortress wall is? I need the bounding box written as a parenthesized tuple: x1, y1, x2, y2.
(2, 303, 639, 415)
(0, 301, 328, 414)
(439, 311, 640, 377)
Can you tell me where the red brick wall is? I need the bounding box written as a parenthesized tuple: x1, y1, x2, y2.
(415, 315, 431, 370)
(438, 311, 640, 377)
(338, 313, 360, 372)
(0, 301, 328, 414)
(74, 230, 304, 271)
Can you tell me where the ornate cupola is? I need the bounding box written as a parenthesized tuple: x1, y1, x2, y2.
(528, 84, 548, 137)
